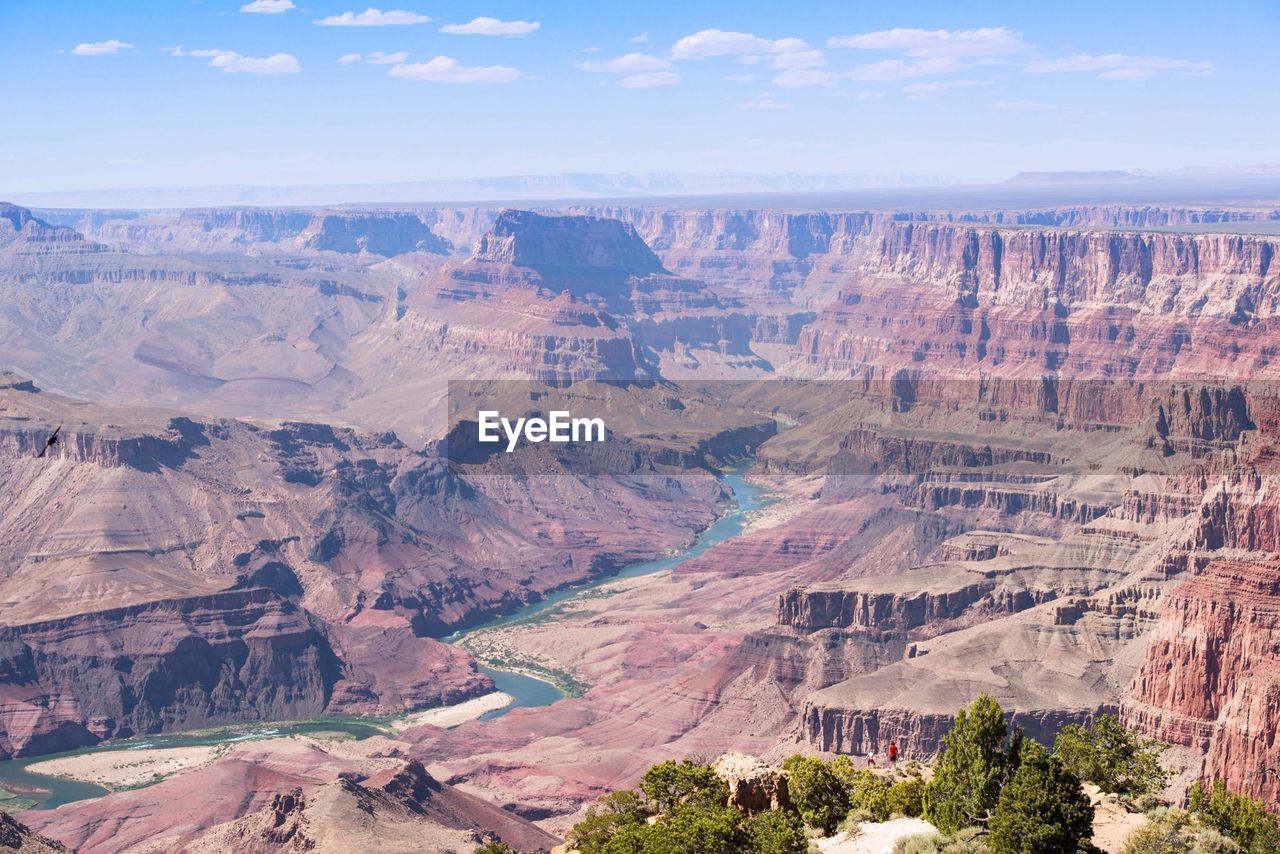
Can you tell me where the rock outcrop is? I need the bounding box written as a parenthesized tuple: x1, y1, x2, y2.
(712, 753, 790, 814)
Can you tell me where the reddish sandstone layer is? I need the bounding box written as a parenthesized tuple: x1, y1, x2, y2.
(790, 222, 1280, 380)
(1124, 558, 1280, 805)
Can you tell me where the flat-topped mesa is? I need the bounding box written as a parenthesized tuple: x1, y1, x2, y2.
(0, 202, 37, 233)
(0, 202, 95, 250)
(176, 207, 313, 243)
(776, 562, 1075, 637)
(472, 210, 670, 303)
(298, 210, 450, 256)
(404, 211, 764, 379)
(777, 584, 996, 634)
(478, 209, 667, 275)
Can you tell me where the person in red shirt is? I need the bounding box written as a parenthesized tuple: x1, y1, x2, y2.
(888, 740, 899, 765)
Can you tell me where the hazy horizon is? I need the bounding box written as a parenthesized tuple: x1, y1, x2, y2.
(9, 166, 1280, 211)
(3, 0, 1278, 196)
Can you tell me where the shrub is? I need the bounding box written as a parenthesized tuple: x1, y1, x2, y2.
(643, 804, 748, 854)
(893, 829, 988, 854)
(639, 759, 727, 814)
(783, 755, 851, 835)
(829, 763, 890, 824)
(987, 741, 1094, 854)
(745, 808, 808, 854)
(1052, 713, 1169, 797)
(924, 694, 1021, 833)
(838, 809, 875, 834)
(1120, 808, 1241, 853)
(1189, 778, 1280, 853)
(888, 776, 927, 818)
(570, 789, 650, 853)
(474, 843, 516, 854)
(894, 832, 950, 854)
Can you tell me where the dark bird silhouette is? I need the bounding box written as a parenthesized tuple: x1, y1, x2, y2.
(36, 424, 61, 459)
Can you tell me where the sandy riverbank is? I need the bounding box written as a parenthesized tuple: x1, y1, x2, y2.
(390, 691, 513, 731)
(27, 745, 226, 789)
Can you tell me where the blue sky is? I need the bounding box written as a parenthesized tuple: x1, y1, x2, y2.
(2, 0, 1277, 192)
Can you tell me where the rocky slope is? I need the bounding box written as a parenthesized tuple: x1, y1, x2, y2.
(180, 761, 558, 853)
(0, 374, 745, 757)
(0, 812, 66, 853)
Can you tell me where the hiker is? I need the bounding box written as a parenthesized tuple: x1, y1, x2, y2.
(888, 740, 899, 765)
(867, 751, 877, 767)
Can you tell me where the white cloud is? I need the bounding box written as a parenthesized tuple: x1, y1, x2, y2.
(340, 51, 408, 64)
(576, 52, 671, 73)
(725, 73, 758, 83)
(618, 71, 681, 89)
(71, 40, 133, 56)
(670, 28, 823, 70)
(169, 47, 300, 73)
(673, 29, 798, 58)
(440, 17, 539, 37)
(990, 99, 1054, 111)
(1024, 53, 1212, 81)
(828, 27, 1030, 58)
(773, 69, 839, 88)
(772, 48, 826, 70)
(630, 32, 650, 44)
(850, 56, 963, 81)
(388, 56, 523, 82)
(1098, 68, 1156, 82)
(741, 94, 790, 110)
(903, 79, 990, 93)
(768, 60, 956, 88)
(315, 8, 430, 26)
(210, 51, 301, 74)
(240, 0, 295, 13)
(365, 51, 408, 64)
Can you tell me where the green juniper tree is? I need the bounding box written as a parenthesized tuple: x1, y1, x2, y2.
(570, 790, 650, 853)
(886, 776, 926, 818)
(987, 740, 1095, 854)
(639, 759, 728, 813)
(1052, 713, 1169, 797)
(923, 694, 1023, 833)
(782, 755, 850, 834)
(744, 808, 807, 854)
